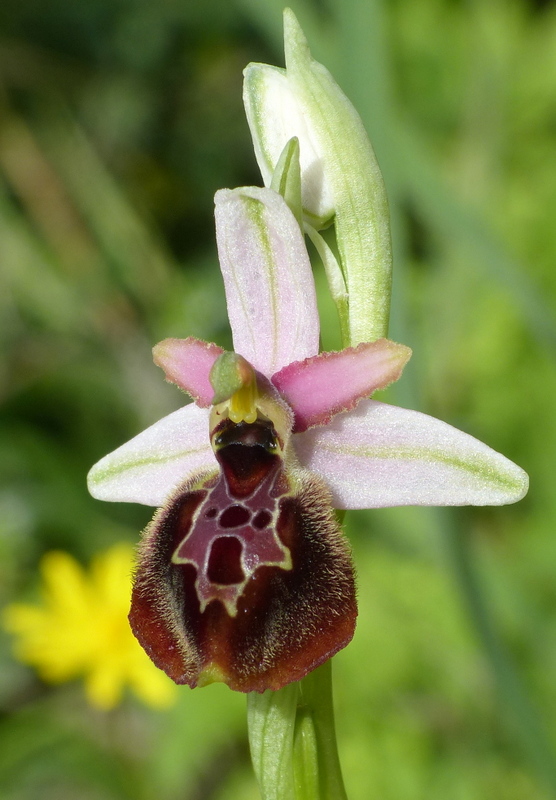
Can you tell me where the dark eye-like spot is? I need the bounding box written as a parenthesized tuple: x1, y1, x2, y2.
(219, 504, 250, 528)
(252, 509, 272, 529)
(207, 537, 244, 585)
(205, 507, 218, 519)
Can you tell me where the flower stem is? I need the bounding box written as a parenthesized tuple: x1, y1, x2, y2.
(295, 660, 348, 800)
(247, 660, 348, 800)
(247, 681, 298, 800)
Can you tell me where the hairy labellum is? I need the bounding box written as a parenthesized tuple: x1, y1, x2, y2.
(129, 416, 356, 693)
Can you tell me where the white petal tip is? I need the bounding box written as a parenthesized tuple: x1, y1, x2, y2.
(492, 467, 529, 506)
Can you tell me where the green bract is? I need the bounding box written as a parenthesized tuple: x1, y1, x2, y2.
(243, 8, 392, 344)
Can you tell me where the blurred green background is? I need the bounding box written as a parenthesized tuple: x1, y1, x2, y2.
(1, 0, 555, 797)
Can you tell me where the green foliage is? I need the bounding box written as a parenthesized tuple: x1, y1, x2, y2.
(1, 0, 555, 797)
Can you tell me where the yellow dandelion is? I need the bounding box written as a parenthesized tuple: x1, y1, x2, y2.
(3, 543, 176, 710)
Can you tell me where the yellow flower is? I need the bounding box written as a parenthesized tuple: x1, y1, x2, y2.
(3, 543, 176, 710)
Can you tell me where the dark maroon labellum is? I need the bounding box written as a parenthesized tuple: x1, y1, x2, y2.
(129, 418, 356, 693)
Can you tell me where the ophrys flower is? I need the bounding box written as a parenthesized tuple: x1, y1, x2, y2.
(88, 186, 527, 693)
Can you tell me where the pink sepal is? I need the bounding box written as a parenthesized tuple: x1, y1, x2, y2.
(272, 340, 411, 432)
(153, 337, 224, 406)
(215, 187, 320, 377)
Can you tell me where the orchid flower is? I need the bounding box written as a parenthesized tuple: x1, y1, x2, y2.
(88, 186, 528, 695)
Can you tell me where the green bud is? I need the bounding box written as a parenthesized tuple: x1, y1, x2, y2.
(243, 8, 392, 344)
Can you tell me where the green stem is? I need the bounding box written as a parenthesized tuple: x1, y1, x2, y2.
(247, 681, 298, 800)
(247, 660, 348, 800)
(295, 660, 348, 800)
(304, 224, 350, 349)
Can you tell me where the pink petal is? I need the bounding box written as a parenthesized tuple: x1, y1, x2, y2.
(87, 404, 217, 506)
(153, 337, 224, 406)
(214, 187, 319, 377)
(295, 400, 528, 509)
(272, 340, 411, 432)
